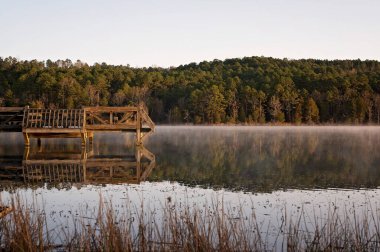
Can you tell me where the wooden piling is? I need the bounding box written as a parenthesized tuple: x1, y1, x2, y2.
(23, 133, 30, 146)
(136, 106, 142, 145)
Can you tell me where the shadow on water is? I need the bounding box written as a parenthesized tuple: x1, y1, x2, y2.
(0, 133, 155, 191)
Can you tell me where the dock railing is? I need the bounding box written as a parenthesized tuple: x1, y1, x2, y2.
(22, 108, 85, 129)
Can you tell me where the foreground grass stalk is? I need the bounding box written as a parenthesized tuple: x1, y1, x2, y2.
(0, 194, 379, 251)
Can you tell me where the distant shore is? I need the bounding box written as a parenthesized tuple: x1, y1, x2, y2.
(154, 123, 380, 127)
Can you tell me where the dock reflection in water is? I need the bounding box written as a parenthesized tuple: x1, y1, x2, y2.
(0, 144, 155, 189)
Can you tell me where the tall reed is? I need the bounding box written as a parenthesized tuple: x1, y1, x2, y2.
(0, 194, 379, 251)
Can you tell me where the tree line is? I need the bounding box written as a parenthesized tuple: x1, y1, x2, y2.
(1, 56, 380, 124)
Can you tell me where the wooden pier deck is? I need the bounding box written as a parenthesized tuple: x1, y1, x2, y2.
(0, 105, 155, 146)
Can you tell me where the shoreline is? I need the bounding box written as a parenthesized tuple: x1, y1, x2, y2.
(154, 123, 380, 127)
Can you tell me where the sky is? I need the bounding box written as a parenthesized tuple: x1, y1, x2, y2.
(0, 0, 379, 67)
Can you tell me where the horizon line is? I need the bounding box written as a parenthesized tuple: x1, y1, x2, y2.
(1, 55, 380, 69)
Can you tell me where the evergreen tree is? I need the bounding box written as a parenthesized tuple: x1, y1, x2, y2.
(1, 56, 380, 124)
(305, 98, 319, 123)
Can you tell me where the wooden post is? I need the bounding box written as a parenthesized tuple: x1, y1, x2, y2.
(81, 132, 86, 147)
(23, 133, 30, 146)
(87, 139, 94, 157)
(88, 131, 94, 145)
(23, 146, 30, 160)
(110, 167, 113, 179)
(81, 146, 87, 160)
(136, 108, 142, 145)
(136, 146, 141, 183)
(22, 106, 29, 128)
(82, 108, 86, 129)
(82, 162, 87, 183)
(81, 110, 87, 147)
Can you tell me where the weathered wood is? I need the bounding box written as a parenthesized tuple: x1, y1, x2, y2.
(0, 107, 24, 112)
(136, 107, 142, 145)
(27, 133, 83, 138)
(84, 106, 138, 112)
(23, 133, 30, 146)
(24, 128, 83, 133)
(24, 159, 84, 165)
(117, 112, 134, 124)
(81, 132, 86, 146)
(0, 106, 155, 146)
(86, 111, 109, 125)
(88, 131, 94, 145)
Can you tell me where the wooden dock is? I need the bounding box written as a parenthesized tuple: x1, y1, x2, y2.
(0, 105, 155, 146)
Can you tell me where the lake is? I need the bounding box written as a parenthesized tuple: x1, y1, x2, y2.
(1, 126, 380, 250)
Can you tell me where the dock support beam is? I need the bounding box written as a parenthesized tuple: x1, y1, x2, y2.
(88, 132, 94, 145)
(23, 133, 30, 146)
(135, 146, 141, 183)
(136, 128, 142, 145)
(136, 107, 142, 145)
(81, 132, 87, 147)
(23, 146, 30, 160)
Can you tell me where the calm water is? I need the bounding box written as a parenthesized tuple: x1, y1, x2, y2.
(1, 126, 380, 248)
(148, 126, 380, 191)
(2, 126, 380, 191)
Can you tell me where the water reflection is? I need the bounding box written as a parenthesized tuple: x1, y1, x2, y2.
(0, 143, 155, 190)
(1, 127, 380, 192)
(147, 126, 380, 191)
(1, 129, 379, 251)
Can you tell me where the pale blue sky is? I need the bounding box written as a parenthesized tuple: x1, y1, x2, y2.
(0, 0, 379, 67)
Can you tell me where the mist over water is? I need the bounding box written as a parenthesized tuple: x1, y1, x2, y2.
(1, 126, 380, 249)
(147, 126, 380, 191)
(1, 126, 380, 191)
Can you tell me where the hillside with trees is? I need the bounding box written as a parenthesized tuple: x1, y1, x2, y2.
(1, 56, 380, 124)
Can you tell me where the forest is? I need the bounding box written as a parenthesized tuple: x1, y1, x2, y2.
(1, 56, 380, 124)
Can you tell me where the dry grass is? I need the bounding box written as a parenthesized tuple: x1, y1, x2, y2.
(0, 194, 379, 251)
